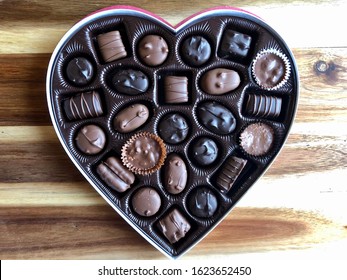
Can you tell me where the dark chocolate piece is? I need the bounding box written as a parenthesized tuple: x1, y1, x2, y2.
(181, 36, 211, 66)
(158, 209, 191, 244)
(200, 68, 240, 95)
(220, 29, 252, 58)
(65, 57, 94, 86)
(138, 35, 168, 66)
(97, 31, 127, 63)
(132, 187, 161, 217)
(216, 156, 247, 192)
(245, 94, 282, 118)
(75, 124, 106, 155)
(191, 137, 218, 166)
(121, 132, 166, 175)
(188, 187, 218, 218)
(158, 113, 189, 144)
(197, 101, 236, 134)
(240, 123, 274, 156)
(113, 104, 149, 133)
(163, 154, 187, 194)
(252, 50, 288, 89)
(96, 156, 135, 193)
(63, 91, 103, 121)
(112, 69, 149, 95)
(164, 76, 189, 103)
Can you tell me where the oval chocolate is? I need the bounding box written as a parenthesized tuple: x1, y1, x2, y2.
(112, 69, 149, 95)
(163, 154, 188, 194)
(200, 68, 240, 95)
(197, 101, 236, 134)
(113, 103, 149, 133)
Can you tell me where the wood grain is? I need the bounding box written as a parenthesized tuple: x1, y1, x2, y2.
(0, 0, 346, 260)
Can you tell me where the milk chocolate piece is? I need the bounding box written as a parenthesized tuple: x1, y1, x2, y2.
(97, 31, 127, 63)
(188, 187, 218, 218)
(216, 156, 247, 192)
(138, 35, 168, 66)
(63, 91, 103, 121)
(75, 124, 106, 155)
(65, 57, 94, 86)
(245, 94, 282, 118)
(158, 113, 189, 144)
(164, 76, 189, 103)
(163, 154, 187, 194)
(240, 123, 274, 156)
(121, 132, 166, 175)
(197, 101, 236, 134)
(252, 50, 289, 90)
(96, 156, 135, 193)
(191, 137, 218, 166)
(132, 187, 161, 217)
(113, 104, 149, 133)
(220, 29, 252, 58)
(181, 36, 211, 66)
(158, 209, 191, 244)
(200, 68, 240, 95)
(112, 69, 149, 95)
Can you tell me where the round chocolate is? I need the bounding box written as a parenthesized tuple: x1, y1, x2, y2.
(240, 123, 274, 156)
(112, 69, 149, 95)
(121, 132, 166, 175)
(188, 187, 218, 218)
(158, 113, 189, 144)
(253, 50, 287, 89)
(138, 35, 169, 66)
(132, 187, 161, 217)
(197, 101, 236, 134)
(75, 124, 106, 155)
(191, 137, 219, 166)
(65, 57, 94, 86)
(181, 36, 211, 66)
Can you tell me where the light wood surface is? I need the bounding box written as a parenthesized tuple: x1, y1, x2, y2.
(0, 0, 346, 260)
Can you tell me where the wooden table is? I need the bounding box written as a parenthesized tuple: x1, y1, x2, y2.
(1, 0, 346, 260)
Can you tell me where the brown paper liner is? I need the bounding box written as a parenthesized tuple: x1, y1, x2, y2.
(121, 132, 167, 175)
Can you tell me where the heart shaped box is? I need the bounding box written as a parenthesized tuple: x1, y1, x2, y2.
(46, 6, 299, 259)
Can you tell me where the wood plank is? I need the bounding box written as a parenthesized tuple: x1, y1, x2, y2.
(0, 205, 345, 259)
(0, 48, 346, 126)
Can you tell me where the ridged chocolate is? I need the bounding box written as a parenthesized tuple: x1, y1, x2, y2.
(245, 94, 282, 118)
(216, 156, 247, 192)
(97, 31, 127, 63)
(63, 91, 103, 121)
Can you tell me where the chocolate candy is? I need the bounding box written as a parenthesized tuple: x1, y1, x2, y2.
(97, 31, 127, 63)
(121, 132, 166, 175)
(188, 187, 218, 218)
(47, 7, 299, 259)
(75, 124, 106, 155)
(96, 156, 135, 192)
(112, 69, 149, 95)
(65, 57, 94, 86)
(245, 94, 282, 119)
(181, 36, 211, 66)
(191, 137, 218, 166)
(240, 123, 274, 156)
(63, 91, 103, 121)
(158, 113, 189, 144)
(132, 187, 161, 217)
(216, 156, 247, 192)
(113, 104, 149, 133)
(138, 35, 169, 66)
(252, 49, 289, 90)
(197, 101, 236, 134)
(200, 68, 240, 95)
(163, 154, 188, 194)
(164, 76, 189, 103)
(158, 209, 191, 244)
(219, 29, 252, 58)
